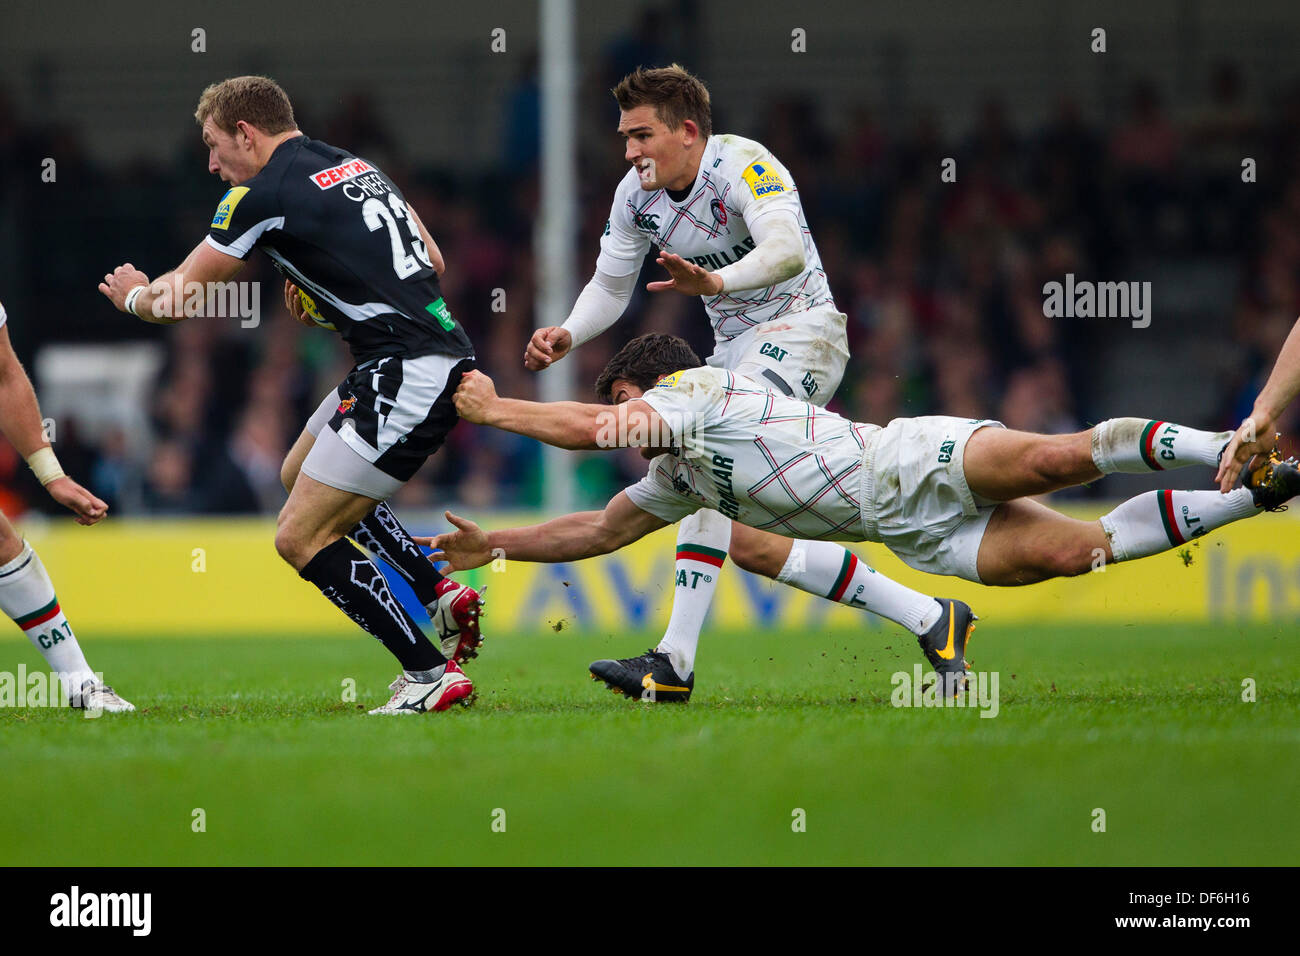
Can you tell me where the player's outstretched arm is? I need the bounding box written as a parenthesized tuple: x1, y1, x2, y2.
(0, 326, 107, 525)
(1217, 315, 1300, 491)
(647, 210, 805, 296)
(99, 240, 244, 324)
(454, 369, 665, 451)
(418, 493, 668, 569)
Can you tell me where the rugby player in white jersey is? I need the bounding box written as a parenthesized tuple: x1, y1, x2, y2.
(525, 65, 955, 700)
(0, 297, 133, 712)
(426, 334, 1300, 697)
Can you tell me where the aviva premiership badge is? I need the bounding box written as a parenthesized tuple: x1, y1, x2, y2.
(742, 162, 786, 200)
(210, 186, 249, 229)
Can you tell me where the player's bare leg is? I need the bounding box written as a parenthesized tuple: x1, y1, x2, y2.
(280, 426, 484, 662)
(0, 511, 132, 712)
(961, 418, 1292, 583)
(275, 474, 472, 713)
(962, 418, 1237, 503)
(972, 466, 1297, 585)
(974, 498, 1113, 586)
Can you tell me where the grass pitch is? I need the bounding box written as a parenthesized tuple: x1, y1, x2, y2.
(1, 621, 1296, 865)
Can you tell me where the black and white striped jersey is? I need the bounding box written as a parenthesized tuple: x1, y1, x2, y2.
(205, 136, 473, 363)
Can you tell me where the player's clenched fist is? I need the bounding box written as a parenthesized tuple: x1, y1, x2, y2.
(98, 263, 151, 313)
(413, 512, 492, 571)
(524, 326, 572, 370)
(453, 369, 498, 424)
(45, 476, 108, 526)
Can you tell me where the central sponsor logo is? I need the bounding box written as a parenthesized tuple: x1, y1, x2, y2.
(310, 158, 375, 190)
(711, 453, 740, 519)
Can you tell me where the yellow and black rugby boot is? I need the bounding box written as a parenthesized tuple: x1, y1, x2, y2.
(917, 599, 977, 697)
(589, 649, 693, 703)
(1246, 450, 1300, 512)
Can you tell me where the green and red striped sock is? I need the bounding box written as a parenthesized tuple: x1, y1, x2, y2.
(656, 510, 733, 680)
(1099, 488, 1259, 561)
(0, 541, 96, 696)
(1092, 418, 1233, 474)
(776, 539, 940, 636)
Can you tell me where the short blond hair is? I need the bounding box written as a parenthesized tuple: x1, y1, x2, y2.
(612, 64, 712, 138)
(195, 76, 297, 135)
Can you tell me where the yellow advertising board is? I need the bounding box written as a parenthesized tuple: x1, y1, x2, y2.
(16, 506, 1300, 637)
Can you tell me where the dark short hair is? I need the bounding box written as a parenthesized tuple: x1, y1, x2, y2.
(595, 334, 702, 402)
(195, 76, 297, 136)
(612, 64, 713, 138)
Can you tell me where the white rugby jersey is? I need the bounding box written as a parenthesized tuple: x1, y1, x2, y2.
(597, 134, 835, 342)
(625, 367, 878, 541)
(0, 299, 6, 328)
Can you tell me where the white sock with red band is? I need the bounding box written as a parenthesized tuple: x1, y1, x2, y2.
(1099, 488, 1259, 562)
(0, 542, 96, 696)
(1092, 418, 1232, 474)
(655, 510, 732, 680)
(777, 539, 941, 635)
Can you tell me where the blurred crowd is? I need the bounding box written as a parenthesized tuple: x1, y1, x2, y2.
(2, 53, 1300, 518)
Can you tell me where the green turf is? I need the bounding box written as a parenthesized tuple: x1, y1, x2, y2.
(1, 621, 1296, 865)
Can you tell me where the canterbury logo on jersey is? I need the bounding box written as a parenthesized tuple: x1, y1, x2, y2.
(311, 158, 375, 190)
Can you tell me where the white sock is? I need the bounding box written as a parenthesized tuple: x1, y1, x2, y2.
(777, 539, 941, 635)
(1100, 488, 1259, 561)
(0, 542, 96, 696)
(1092, 417, 1232, 474)
(655, 510, 732, 680)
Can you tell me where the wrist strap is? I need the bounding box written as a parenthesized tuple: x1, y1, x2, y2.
(123, 284, 146, 316)
(26, 446, 65, 486)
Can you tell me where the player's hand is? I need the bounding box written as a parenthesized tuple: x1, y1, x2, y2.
(1215, 413, 1278, 493)
(44, 476, 108, 526)
(524, 326, 572, 370)
(284, 280, 315, 327)
(414, 512, 492, 571)
(453, 369, 499, 424)
(98, 264, 151, 313)
(646, 252, 724, 297)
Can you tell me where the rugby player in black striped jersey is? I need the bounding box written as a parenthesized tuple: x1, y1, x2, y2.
(99, 76, 482, 715)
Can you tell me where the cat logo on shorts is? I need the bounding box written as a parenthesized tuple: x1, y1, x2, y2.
(337, 396, 357, 415)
